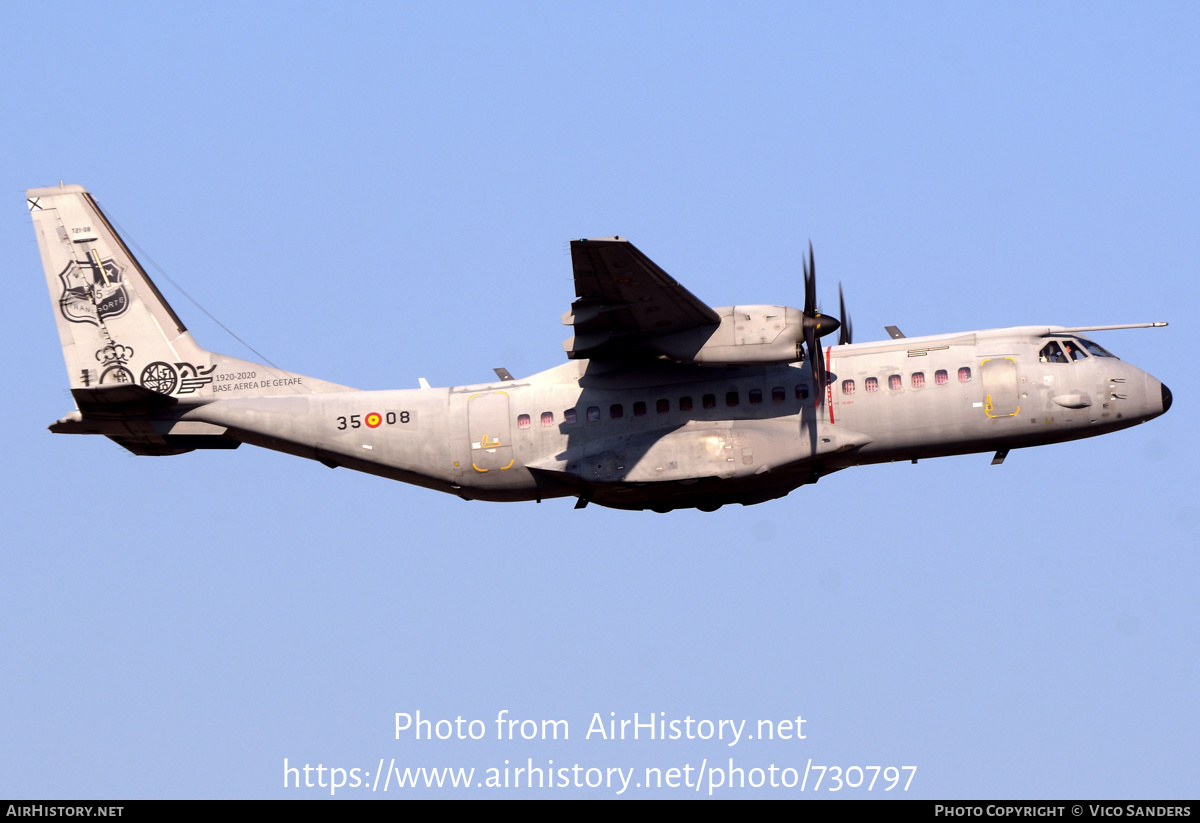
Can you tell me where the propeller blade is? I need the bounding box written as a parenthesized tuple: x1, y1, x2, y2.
(803, 241, 816, 318)
(815, 340, 827, 405)
(800, 242, 836, 402)
(838, 283, 853, 346)
(805, 324, 825, 405)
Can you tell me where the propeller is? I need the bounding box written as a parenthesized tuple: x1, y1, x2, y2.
(838, 283, 852, 346)
(801, 242, 842, 404)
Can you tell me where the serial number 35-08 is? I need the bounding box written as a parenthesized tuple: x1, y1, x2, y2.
(335, 411, 415, 430)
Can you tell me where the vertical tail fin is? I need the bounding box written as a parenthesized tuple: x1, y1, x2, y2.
(29, 184, 350, 400)
(29, 184, 209, 391)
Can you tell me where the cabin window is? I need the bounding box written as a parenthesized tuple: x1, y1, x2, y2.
(796, 384, 810, 400)
(633, 401, 647, 417)
(703, 394, 717, 409)
(772, 386, 785, 402)
(1078, 337, 1116, 358)
(541, 412, 554, 427)
(587, 406, 600, 422)
(680, 396, 693, 412)
(517, 414, 531, 429)
(610, 404, 624, 419)
(888, 374, 902, 390)
(958, 367, 971, 383)
(726, 391, 739, 407)
(749, 389, 763, 404)
(865, 377, 878, 392)
(1062, 340, 1088, 361)
(842, 379, 855, 394)
(565, 408, 577, 424)
(656, 398, 669, 414)
(911, 372, 925, 388)
(935, 369, 948, 385)
(1039, 342, 1068, 364)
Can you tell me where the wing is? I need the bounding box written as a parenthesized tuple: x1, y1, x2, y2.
(562, 237, 719, 362)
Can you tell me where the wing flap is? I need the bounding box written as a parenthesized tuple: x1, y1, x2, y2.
(564, 238, 718, 361)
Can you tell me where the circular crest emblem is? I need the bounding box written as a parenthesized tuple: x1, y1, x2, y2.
(100, 366, 135, 384)
(140, 362, 179, 395)
(365, 412, 382, 428)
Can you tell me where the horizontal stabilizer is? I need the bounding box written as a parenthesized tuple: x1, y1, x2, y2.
(70, 383, 177, 413)
(104, 432, 240, 456)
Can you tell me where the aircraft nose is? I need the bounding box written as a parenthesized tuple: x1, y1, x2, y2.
(1161, 382, 1172, 414)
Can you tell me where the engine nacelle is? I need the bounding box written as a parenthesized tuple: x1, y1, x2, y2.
(649, 305, 807, 365)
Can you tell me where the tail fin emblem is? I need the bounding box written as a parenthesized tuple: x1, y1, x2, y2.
(95, 343, 135, 384)
(57, 258, 129, 326)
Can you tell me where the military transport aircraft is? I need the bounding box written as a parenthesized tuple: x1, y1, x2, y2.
(30, 184, 1171, 512)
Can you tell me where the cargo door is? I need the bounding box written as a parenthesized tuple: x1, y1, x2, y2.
(981, 357, 1021, 418)
(467, 391, 514, 472)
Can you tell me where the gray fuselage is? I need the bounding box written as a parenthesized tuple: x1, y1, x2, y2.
(184, 325, 1170, 512)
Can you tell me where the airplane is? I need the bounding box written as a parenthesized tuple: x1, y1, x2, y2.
(30, 183, 1172, 512)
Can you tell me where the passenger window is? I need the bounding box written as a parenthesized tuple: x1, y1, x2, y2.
(842, 379, 855, 394)
(587, 406, 600, 422)
(679, 396, 693, 412)
(726, 391, 739, 407)
(889, 374, 902, 390)
(541, 411, 554, 427)
(772, 386, 785, 402)
(749, 389, 763, 404)
(865, 377, 878, 393)
(703, 394, 716, 409)
(517, 414, 531, 429)
(633, 401, 647, 417)
(656, 398, 669, 414)
(958, 367, 971, 383)
(796, 384, 810, 400)
(610, 404, 624, 419)
(935, 370, 948, 385)
(911, 372, 925, 388)
(565, 408, 577, 425)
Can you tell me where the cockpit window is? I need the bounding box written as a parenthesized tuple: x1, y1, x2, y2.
(1077, 337, 1117, 359)
(1039, 342, 1068, 364)
(1062, 340, 1087, 361)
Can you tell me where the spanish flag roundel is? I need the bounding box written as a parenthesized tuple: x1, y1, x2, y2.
(365, 412, 382, 428)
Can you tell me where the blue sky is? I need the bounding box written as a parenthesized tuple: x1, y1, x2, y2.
(2, 2, 1196, 798)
